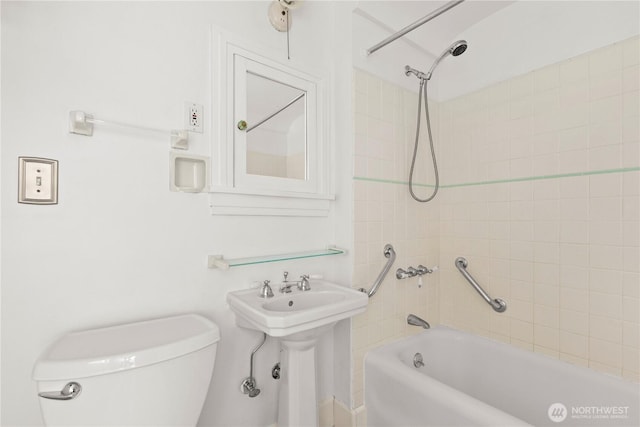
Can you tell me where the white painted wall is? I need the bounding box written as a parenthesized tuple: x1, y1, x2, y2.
(352, 7, 436, 95)
(0, 2, 353, 426)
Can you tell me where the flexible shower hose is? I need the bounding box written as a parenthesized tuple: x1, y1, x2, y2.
(408, 79, 439, 203)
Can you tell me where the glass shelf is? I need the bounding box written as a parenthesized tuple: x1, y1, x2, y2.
(208, 247, 346, 270)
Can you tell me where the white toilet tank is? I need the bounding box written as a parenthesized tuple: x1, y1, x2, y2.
(32, 314, 220, 426)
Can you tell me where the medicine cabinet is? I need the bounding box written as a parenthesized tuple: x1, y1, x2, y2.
(211, 29, 333, 216)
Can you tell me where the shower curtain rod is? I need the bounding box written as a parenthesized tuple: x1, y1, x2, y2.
(365, 0, 465, 56)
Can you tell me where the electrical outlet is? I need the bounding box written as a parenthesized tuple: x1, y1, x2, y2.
(18, 157, 58, 205)
(185, 103, 203, 133)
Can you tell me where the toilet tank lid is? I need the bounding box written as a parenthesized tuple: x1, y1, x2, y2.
(33, 314, 220, 380)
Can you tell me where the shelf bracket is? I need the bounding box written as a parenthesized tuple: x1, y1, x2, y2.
(208, 255, 230, 270)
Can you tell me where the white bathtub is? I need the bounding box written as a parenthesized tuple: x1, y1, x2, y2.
(365, 326, 639, 427)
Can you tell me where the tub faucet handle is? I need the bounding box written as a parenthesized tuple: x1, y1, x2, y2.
(416, 265, 432, 275)
(396, 268, 410, 279)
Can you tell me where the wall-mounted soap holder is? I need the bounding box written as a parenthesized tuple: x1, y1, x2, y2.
(170, 152, 209, 193)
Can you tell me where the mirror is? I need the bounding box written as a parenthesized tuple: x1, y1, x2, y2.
(245, 72, 306, 180)
(211, 30, 333, 216)
(232, 53, 318, 195)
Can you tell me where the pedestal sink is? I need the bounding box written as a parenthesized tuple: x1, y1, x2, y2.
(227, 280, 368, 427)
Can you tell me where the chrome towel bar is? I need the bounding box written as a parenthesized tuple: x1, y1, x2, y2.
(455, 257, 507, 313)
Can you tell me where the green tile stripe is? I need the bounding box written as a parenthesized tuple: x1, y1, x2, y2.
(353, 167, 640, 189)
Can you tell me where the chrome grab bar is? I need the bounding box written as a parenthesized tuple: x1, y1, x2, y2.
(360, 244, 396, 298)
(454, 257, 507, 313)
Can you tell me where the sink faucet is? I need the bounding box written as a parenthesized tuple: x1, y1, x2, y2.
(279, 273, 312, 293)
(280, 271, 294, 293)
(279, 282, 296, 293)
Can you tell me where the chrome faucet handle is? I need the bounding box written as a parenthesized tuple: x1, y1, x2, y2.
(259, 280, 274, 298)
(396, 268, 409, 279)
(298, 275, 311, 291)
(416, 265, 432, 275)
(406, 267, 418, 277)
(283, 271, 289, 282)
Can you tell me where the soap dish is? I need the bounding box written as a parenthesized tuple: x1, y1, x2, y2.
(169, 152, 209, 193)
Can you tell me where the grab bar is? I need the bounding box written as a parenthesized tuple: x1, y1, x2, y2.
(360, 244, 396, 298)
(454, 257, 507, 313)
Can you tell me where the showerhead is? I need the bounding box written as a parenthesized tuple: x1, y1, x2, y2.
(450, 40, 468, 56)
(425, 39, 468, 80)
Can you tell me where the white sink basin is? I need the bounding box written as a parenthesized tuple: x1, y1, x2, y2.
(227, 280, 368, 338)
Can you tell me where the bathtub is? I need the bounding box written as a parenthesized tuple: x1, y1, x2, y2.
(365, 326, 639, 427)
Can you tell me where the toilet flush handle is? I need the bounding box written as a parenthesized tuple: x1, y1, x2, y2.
(38, 382, 82, 400)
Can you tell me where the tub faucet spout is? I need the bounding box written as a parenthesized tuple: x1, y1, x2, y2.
(407, 314, 430, 329)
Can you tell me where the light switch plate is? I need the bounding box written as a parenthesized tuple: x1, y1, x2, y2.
(18, 157, 58, 205)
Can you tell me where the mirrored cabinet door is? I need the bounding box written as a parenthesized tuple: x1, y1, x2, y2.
(245, 72, 306, 180)
(234, 55, 317, 194)
(211, 29, 333, 216)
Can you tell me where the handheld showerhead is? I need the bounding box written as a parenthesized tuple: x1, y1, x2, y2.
(404, 39, 468, 203)
(450, 40, 468, 57)
(425, 39, 468, 80)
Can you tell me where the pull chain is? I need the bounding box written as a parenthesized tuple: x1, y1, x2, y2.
(286, 9, 290, 60)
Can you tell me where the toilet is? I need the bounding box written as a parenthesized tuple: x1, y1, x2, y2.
(32, 314, 220, 426)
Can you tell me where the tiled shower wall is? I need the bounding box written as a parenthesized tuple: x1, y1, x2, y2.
(438, 36, 640, 381)
(351, 69, 440, 406)
(351, 35, 639, 409)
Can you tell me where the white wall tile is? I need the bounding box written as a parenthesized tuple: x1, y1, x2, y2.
(561, 309, 589, 335)
(355, 40, 640, 401)
(590, 69, 622, 100)
(622, 37, 640, 67)
(590, 337, 622, 368)
(560, 55, 589, 83)
(589, 44, 623, 77)
(590, 315, 623, 343)
(590, 95, 623, 124)
(560, 331, 589, 358)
